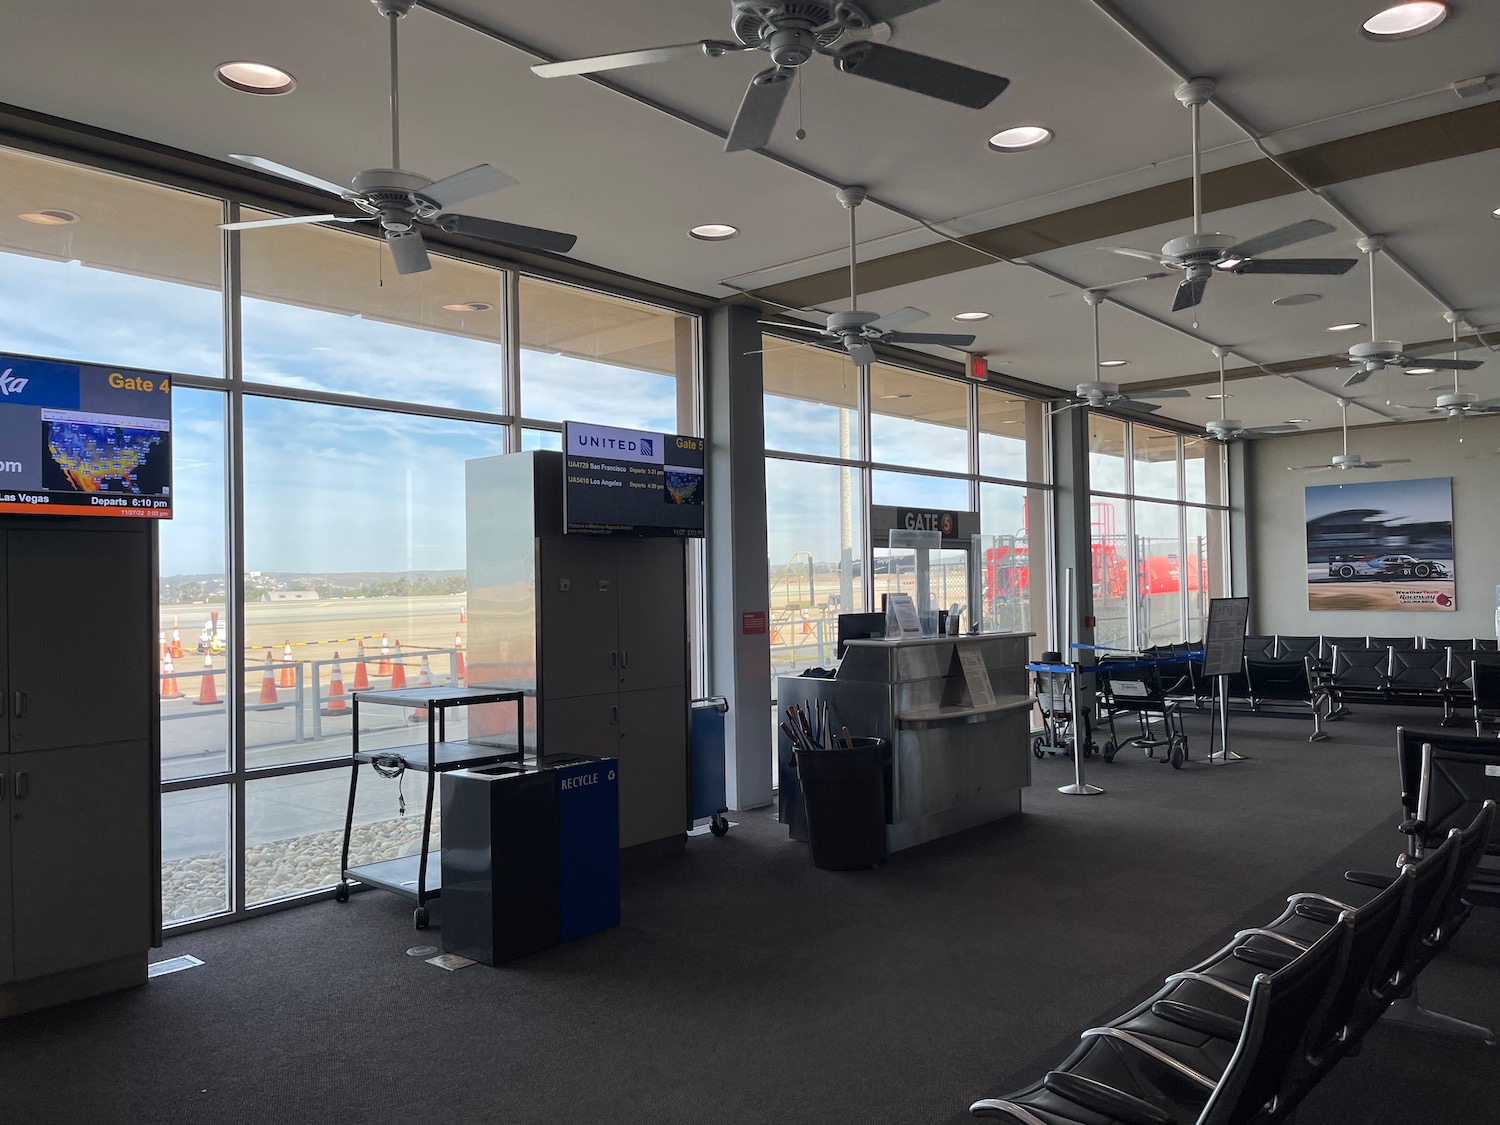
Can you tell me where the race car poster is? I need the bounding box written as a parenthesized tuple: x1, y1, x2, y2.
(1305, 477, 1454, 611)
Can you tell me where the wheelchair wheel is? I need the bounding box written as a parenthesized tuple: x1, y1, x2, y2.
(1169, 734, 1187, 770)
(1033, 736, 1046, 759)
(1102, 740, 1118, 763)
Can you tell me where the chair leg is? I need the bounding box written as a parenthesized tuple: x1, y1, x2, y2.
(1308, 695, 1329, 742)
(1382, 990, 1496, 1045)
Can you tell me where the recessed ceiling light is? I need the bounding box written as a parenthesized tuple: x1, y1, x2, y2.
(953, 311, 991, 322)
(442, 301, 493, 312)
(1361, 2, 1449, 40)
(17, 209, 79, 225)
(1204, 393, 1231, 400)
(1286, 418, 1310, 424)
(879, 393, 915, 400)
(1271, 293, 1322, 307)
(1404, 366, 1437, 375)
(1099, 359, 1129, 368)
(689, 223, 739, 241)
(1492, 206, 1500, 218)
(1327, 321, 1365, 332)
(987, 126, 1053, 153)
(215, 61, 297, 95)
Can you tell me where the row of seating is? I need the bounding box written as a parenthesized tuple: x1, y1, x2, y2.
(969, 731, 1500, 1125)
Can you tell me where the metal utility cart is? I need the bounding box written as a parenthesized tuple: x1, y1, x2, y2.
(1094, 653, 1193, 768)
(336, 685, 525, 928)
(1029, 661, 1095, 759)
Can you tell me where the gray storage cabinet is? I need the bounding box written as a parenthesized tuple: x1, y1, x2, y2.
(1, 522, 157, 1017)
(467, 452, 689, 850)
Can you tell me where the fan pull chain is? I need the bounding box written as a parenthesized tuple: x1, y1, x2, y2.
(795, 67, 806, 141)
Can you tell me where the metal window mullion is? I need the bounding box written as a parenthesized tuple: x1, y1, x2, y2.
(504, 268, 522, 451)
(223, 200, 249, 923)
(858, 363, 873, 611)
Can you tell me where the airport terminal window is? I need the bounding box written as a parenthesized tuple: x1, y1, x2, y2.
(161, 787, 230, 926)
(239, 211, 506, 411)
(518, 276, 693, 433)
(980, 482, 1050, 649)
(1135, 500, 1185, 647)
(1132, 423, 1180, 500)
(1088, 415, 1128, 492)
(978, 390, 1045, 482)
(763, 340, 860, 460)
(870, 364, 968, 473)
(0, 147, 222, 376)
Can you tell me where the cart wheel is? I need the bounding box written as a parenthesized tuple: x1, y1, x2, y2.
(1170, 737, 1186, 770)
(1103, 741, 1118, 764)
(710, 814, 730, 837)
(414, 906, 429, 930)
(335, 881, 350, 903)
(1082, 741, 1096, 759)
(1033, 736, 1045, 759)
(1144, 745, 1154, 758)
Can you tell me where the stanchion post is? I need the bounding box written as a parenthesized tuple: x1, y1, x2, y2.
(1058, 566, 1103, 796)
(1207, 673, 1244, 764)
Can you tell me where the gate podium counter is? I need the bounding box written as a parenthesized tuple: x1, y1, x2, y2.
(778, 633, 1034, 853)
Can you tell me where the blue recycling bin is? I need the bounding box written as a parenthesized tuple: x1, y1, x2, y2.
(554, 756, 620, 942)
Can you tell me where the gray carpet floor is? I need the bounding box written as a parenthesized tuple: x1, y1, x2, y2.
(2, 703, 1496, 1125)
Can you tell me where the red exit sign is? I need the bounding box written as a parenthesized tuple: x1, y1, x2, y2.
(966, 354, 988, 381)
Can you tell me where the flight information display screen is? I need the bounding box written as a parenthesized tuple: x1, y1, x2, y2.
(563, 421, 704, 538)
(0, 353, 172, 519)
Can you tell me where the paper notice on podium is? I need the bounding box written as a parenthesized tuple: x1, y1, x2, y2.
(958, 647, 996, 708)
(886, 593, 923, 639)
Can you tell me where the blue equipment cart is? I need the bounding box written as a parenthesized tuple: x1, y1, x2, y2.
(690, 696, 731, 836)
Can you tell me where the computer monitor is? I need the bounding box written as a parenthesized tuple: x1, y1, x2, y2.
(837, 612, 887, 658)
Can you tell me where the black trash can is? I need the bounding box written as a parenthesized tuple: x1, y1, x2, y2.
(794, 737, 888, 870)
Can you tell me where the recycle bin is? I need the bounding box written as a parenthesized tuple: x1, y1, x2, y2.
(793, 737, 889, 870)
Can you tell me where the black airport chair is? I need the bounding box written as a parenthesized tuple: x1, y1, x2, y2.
(1308, 646, 1390, 740)
(1368, 636, 1419, 653)
(1386, 648, 1448, 709)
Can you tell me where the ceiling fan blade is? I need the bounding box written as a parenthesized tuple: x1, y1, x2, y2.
(1405, 357, 1483, 371)
(1226, 219, 1337, 259)
(1363, 458, 1413, 467)
(883, 331, 976, 346)
(831, 43, 1009, 109)
(1231, 257, 1358, 276)
(725, 68, 794, 152)
(423, 165, 517, 209)
(760, 320, 827, 334)
(860, 0, 943, 20)
(1290, 464, 1335, 472)
(229, 154, 351, 198)
(1116, 399, 1165, 413)
(1099, 246, 1166, 263)
(435, 213, 577, 255)
(1171, 275, 1209, 312)
(868, 306, 929, 332)
(219, 214, 364, 231)
(1341, 367, 1374, 388)
(1243, 424, 1303, 436)
(1473, 398, 1500, 411)
(847, 341, 878, 367)
(385, 228, 431, 275)
(1402, 338, 1486, 357)
(1134, 388, 1191, 399)
(531, 41, 732, 78)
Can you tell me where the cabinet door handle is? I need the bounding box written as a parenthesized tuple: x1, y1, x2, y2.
(609, 650, 618, 670)
(621, 649, 629, 668)
(14, 771, 28, 800)
(609, 705, 618, 726)
(12, 691, 26, 717)
(0, 772, 5, 800)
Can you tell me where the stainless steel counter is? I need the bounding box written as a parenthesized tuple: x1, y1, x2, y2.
(778, 632, 1034, 852)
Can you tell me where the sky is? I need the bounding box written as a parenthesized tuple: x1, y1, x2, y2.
(1303, 476, 1453, 524)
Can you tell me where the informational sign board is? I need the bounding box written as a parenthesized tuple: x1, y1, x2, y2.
(563, 421, 704, 538)
(1203, 597, 1251, 678)
(741, 610, 766, 636)
(885, 592, 923, 639)
(957, 647, 996, 708)
(0, 352, 172, 519)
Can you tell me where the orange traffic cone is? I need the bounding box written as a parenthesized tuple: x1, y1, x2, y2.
(279, 640, 296, 687)
(256, 649, 281, 708)
(352, 638, 371, 691)
(376, 633, 392, 677)
(321, 653, 348, 715)
(409, 654, 436, 722)
(453, 631, 466, 684)
(161, 652, 182, 698)
(171, 615, 183, 659)
(159, 629, 169, 659)
(389, 641, 407, 689)
(193, 652, 219, 706)
(459, 606, 467, 624)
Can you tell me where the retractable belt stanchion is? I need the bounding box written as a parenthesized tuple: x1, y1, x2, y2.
(1058, 566, 1103, 796)
(1206, 673, 1244, 764)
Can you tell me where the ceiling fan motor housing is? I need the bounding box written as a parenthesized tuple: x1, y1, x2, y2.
(1205, 418, 1243, 437)
(827, 309, 882, 335)
(1331, 452, 1363, 469)
(1436, 392, 1478, 412)
(1161, 231, 1235, 267)
(733, 1, 851, 60)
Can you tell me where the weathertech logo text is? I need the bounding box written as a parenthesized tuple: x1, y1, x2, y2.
(0, 369, 29, 395)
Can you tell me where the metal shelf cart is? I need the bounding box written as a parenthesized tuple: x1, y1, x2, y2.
(1095, 653, 1194, 768)
(336, 685, 525, 928)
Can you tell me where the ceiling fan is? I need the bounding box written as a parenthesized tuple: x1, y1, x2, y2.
(1411, 312, 1500, 422)
(1288, 398, 1411, 472)
(1202, 345, 1300, 442)
(1339, 239, 1485, 387)
(1099, 78, 1357, 313)
(531, 0, 1010, 152)
(222, 0, 577, 275)
(1055, 290, 1191, 414)
(761, 186, 977, 367)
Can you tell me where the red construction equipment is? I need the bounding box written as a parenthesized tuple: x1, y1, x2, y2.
(279, 640, 296, 688)
(160, 652, 181, 698)
(376, 632, 392, 676)
(352, 638, 371, 691)
(193, 652, 219, 706)
(389, 640, 407, 690)
(453, 631, 466, 684)
(322, 653, 348, 715)
(256, 649, 280, 707)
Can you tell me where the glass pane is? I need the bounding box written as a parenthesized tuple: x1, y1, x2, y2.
(159, 387, 230, 780)
(519, 276, 692, 432)
(239, 210, 504, 410)
(521, 427, 561, 451)
(765, 458, 863, 678)
(1132, 423, 1179, 500)
(1088, 415, 1127, 493)
(977, 390, 1046, 482)
(1090, 494, 1130, 651)
(243, 397, 504, 766)
(1183, 437, 1208, 505)
(246, 768, 435, 906)
(161, 785, 230, 925)
(1185, 507, 1210, 641)
(1135, 500, 1183, 647)
(763, 340, 860, 459)
(980, 482, 1050, 656)
(869, 364, 967, 473)
(871, 469, 969, 511)
(0, 147, 221, 376)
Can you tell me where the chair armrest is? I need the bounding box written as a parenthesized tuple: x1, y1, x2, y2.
(1232, 944, 1296, 970)
(1398, 818, 1426, 837)
(1041, 1071, 1175, 1125)
(1345, 869, 1396, 889)
(1292, 901, 1342, 925)
(1149, 999, 1244, 1041)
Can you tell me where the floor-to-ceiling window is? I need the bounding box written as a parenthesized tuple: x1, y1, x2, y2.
(0, 143, 700, 931)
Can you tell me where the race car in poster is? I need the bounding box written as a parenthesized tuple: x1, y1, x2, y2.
(1327, 553, 1450, 580)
